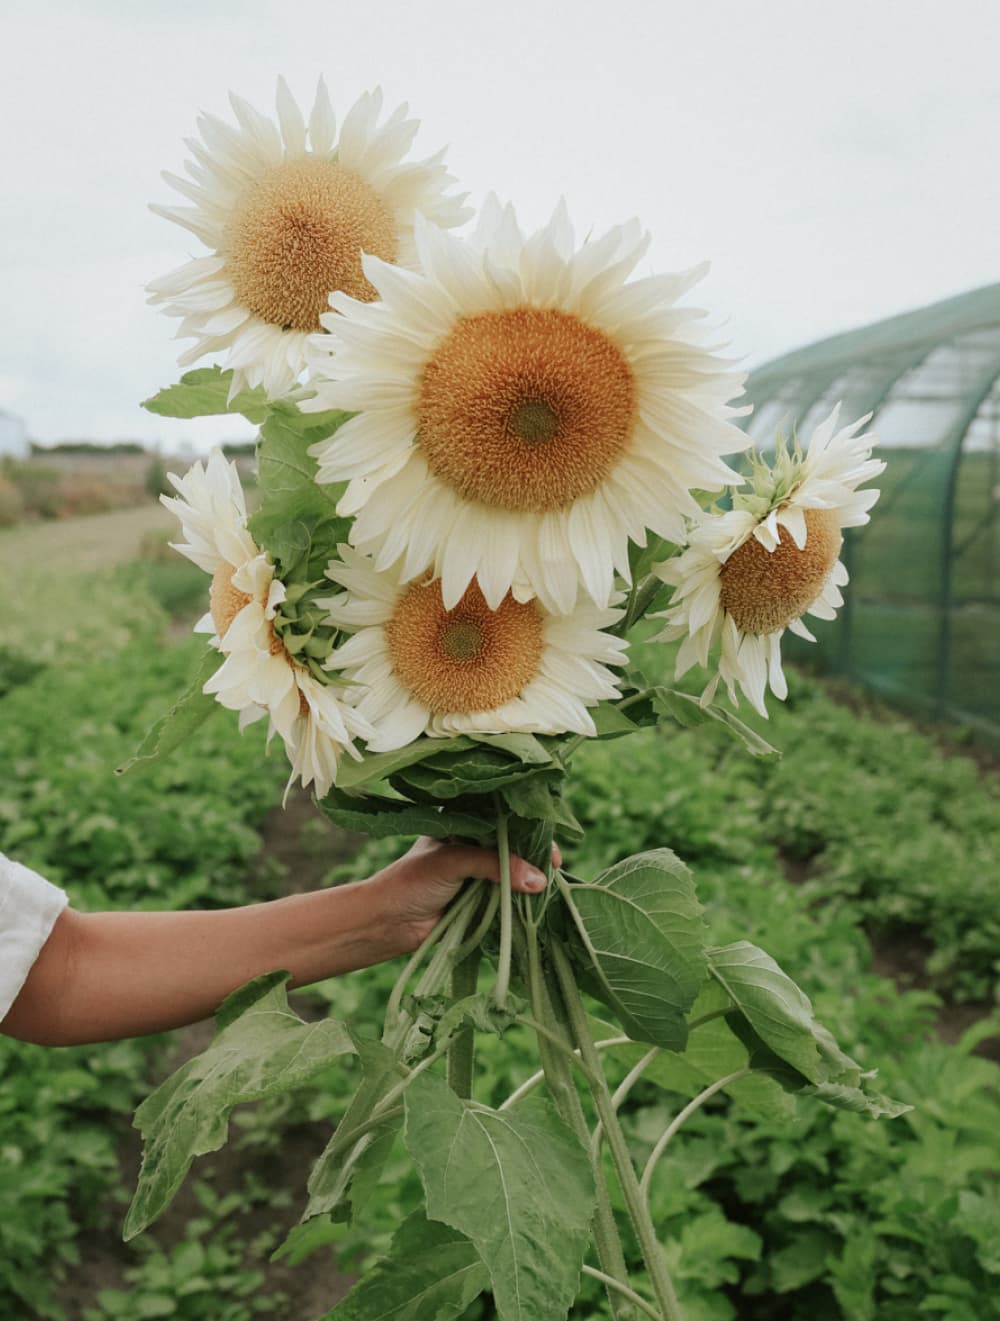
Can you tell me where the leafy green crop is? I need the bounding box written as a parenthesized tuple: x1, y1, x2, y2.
(4, 557, 998, 1319)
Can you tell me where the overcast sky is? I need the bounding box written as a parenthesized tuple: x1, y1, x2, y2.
(2, 0, 998, 451)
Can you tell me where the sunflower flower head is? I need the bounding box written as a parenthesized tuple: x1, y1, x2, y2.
(303, 197, 749, 616)
(653, 405, 884, 715)
(317, 546, 628, 751)
(161, 450, 373, 795)
(148, 78, 469, 399)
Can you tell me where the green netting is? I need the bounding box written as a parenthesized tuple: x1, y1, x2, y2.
(742, 283, 1000, 739)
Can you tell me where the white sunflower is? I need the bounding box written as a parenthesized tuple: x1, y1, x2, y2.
(148, 78, 469, 399)
(653, 405, 884, 716)
(317, 546, 628, 751)
(162, 450, 372, 796)
(303, 198, 749, 615)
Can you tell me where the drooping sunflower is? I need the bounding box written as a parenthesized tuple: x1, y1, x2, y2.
(304, 198, 749, 615)
(317, 546, 628, 751)
(148, 79, 469, 398)
(162, 450, 372, 795)
(653, 405, 884, 715)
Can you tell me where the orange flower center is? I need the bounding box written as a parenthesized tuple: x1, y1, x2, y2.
(225, 158, 398, 332)
(209, 562, 253, 638)
(719, 508, 843, 634)
(385, 579, 545, 713)
(417, 307, 636, 513)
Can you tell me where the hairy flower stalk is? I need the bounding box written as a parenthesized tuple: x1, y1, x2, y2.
(551, 941, 686, 1321)
(519, 898, 638, 1320)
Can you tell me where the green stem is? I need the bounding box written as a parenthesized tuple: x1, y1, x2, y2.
(320, 1103, 404, 1168)
(523, 923, 636, 1321)
(447, 944, 481, 1100)
(639, 1069, 751, 1198)
(494, 802, 513, 1008)
(685, 1007, 732, 1033)
(589, 1045, 662, 1160)
(453, 883, 499, 963)
(512, 1015, 599, 1082)
(581, 1267, 665, 1321)
(373, 1040, 453, 1118)
(384, 885, 478, 1037)
(497, 1035, 633, 1112)
(551, 941, 685, 1321)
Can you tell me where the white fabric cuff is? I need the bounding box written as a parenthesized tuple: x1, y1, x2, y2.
(0, 853, 69, 1023)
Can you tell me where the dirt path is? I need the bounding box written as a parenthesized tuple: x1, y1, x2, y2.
(0, 501, 175, 575)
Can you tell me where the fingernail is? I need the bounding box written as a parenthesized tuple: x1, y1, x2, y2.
(525, 869, 546, 890)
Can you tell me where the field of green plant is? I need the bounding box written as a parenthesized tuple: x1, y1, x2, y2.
(1, 524, 998, 1320)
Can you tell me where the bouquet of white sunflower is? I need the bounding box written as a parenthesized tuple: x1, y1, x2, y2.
(123, 79, 899, 1321)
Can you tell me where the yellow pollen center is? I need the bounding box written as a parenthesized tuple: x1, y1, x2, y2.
(385, 579, 545, 714)
(719, 508, 843, 634)
(418, 307, 636, 513)
(209, 562, 253, 638)
(224, 158, 398, 332)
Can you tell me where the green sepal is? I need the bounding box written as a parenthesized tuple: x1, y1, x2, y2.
(335, 737, 477, 791)
(115, 646, 219, 776)
(627, 532, 676, 584)
(649, 688, 780, 758)
(605, 679, 780, 758)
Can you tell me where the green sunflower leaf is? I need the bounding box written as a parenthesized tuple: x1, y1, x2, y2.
(115, 646, 219, 776)
(560, 849, 707, 1050)
(142, 366, 271, 424)
(404, 1074, 595, 1321)
(320, 1211, 488, 1321)
(316, 785, 492, 842)
(335, 737, 477, 790)
(304, 1036, 402, 1224)
(249, 402, 353, 582)
(706, 942, 822, 1078)
(124, 973, 358, 1239)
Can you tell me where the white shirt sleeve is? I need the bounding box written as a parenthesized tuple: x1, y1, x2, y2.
(0, 852, 69, 1023)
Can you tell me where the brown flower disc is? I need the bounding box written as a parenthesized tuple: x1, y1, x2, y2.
(225, 158, 398, 331)
(719, 508, 843, 634)
(209, 562, 253, 637)
(385, 579, 545, 713)
(417, 307, 636, 513)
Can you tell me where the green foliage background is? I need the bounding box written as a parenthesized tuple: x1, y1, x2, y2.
(0, 545, 997, 1319)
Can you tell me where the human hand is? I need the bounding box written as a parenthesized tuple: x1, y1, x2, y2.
(370, 835, 562, 951)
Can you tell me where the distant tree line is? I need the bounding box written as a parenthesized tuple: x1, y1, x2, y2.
(31, 440, 146, 455)
(28, 439, 257, 457)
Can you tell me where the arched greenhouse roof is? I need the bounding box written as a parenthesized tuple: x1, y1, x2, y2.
(742, 283, 1000, 740)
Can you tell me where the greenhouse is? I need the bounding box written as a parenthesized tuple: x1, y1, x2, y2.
(743, 283, 1000, 738)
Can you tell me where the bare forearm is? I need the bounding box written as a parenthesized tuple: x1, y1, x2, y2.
(4, 878, 411, 1047)
(2, 836, 549, 1048)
